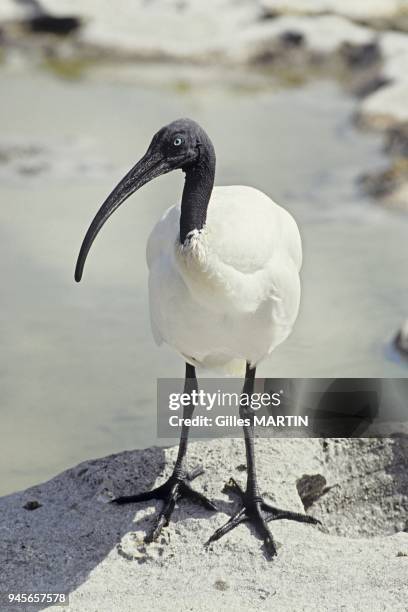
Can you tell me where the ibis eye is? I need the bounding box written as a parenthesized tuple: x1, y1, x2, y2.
(173, 137, 183, 147)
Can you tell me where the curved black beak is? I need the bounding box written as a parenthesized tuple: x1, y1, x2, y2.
(75, 150, 169, 282)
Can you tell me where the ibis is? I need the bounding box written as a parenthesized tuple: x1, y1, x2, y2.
(75, 118, 319, 558)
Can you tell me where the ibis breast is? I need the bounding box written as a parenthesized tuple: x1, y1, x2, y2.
(146, 185, 302, 373)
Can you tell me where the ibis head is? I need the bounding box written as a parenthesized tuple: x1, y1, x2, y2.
(75, 118, 212, 282)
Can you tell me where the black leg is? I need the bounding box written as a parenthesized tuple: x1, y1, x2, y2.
(112, 363, 216, 542)
(206, 363, 321, 559)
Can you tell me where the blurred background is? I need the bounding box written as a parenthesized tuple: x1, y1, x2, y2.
(0, 0, 407, 496)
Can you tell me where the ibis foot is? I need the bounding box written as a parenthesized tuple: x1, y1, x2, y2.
(112, 465, 217, 543)
(205, 478, 321, 559)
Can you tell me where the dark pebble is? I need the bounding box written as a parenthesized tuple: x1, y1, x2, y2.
(23, 500, 42, 511)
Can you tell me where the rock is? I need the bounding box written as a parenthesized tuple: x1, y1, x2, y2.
(339, 40, 380, 68)
(384, 182, 408, 210)
(287, 14, 375, 54)
(26, 15, 81, 36)
(379, 31, 408, 83)
(279, 29, 305, 47)
(0, 0, 82, 35)
(23, 500, 42, 511)
(0, 0, 27, 21)
(395, 319, 408, 355)
(356, 28, 408, 206)
(358, 162, 404, 198)
(356, 30, 408, 133)
(261, 0, 403, 24)
(367, 178, 408, 211)
(0, 1, 379, 65)
(358, 158, 408, 210)
(385, 123, 408, 156)
(351, 74, 390, 98)
(39, 0, 259, 61)
(359, 82, 408, 128)
(296, 473, 330, 510)
(229, 14, 374, 64)
(0, 438, 407, 611)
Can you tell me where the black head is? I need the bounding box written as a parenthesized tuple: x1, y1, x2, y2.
(148, 118, 205, 172)
(74, 118, 210, 282)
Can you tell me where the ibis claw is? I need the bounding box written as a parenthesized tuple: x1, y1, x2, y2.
(112, 466, 217, 543)
(206, 479, 321, 560)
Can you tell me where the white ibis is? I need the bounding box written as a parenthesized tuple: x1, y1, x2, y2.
(75, 118, 319, 558)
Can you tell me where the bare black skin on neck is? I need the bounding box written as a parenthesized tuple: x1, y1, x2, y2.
(180, 131, 216, 244)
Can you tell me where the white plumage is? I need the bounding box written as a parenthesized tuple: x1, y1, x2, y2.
(147, 185, 302, 374)
(74, 119, 318, 556)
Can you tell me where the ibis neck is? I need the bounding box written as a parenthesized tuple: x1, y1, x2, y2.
(180, 137, 215, 244)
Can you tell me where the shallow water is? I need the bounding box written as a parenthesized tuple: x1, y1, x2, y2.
(0, 64, 407, 495)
